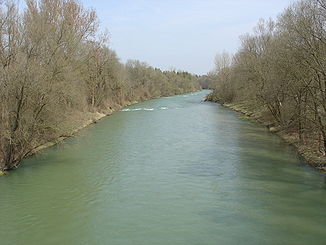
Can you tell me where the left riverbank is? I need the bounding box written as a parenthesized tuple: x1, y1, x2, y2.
(0, 101, 134, 176)
(29, 91, 206, 157)
(0, 90, 202, 175)
(28, 100, 139, 156)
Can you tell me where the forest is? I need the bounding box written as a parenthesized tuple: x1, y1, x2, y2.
(207, 0, 326, 168)
(0, 0, 200, 171)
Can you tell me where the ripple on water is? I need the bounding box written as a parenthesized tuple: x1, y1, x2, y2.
(0, 90, 325, 245)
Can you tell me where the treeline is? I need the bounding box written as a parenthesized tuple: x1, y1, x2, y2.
(0, 0, 199, 171)
(208, 0, 326, 159)
(197, 73, 215, 89)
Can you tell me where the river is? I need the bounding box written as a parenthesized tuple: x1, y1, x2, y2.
(0, 90, 325, 245)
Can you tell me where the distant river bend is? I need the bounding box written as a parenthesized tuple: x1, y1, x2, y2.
(0, 90, 325, 245)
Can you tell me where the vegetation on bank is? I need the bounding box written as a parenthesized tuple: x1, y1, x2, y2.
(207, 0, 326, 170)
(0, 0, 200, 171)
(222, 101, 326, 172)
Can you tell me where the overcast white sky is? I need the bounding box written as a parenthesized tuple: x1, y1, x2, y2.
(81, 0, 295, 75)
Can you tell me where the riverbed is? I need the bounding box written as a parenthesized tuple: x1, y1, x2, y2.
(0, 90, 325, 245)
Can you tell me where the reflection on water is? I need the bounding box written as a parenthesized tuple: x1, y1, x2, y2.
(0, 91, 325, 245)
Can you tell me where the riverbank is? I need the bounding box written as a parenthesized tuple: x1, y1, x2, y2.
(0, 91, 201, 175)
(211, 99, 326, 174)
(0, 102, 133, 175)
(0, 101, 140, 175)
(30, 99, 143, 153)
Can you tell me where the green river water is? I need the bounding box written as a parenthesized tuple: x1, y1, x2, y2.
(0, 90, 325, 245)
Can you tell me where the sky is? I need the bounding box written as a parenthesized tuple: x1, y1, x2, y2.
(81, 0, 295, 75)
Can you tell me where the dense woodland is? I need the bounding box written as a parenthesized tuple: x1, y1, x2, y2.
(208, 0, 326, 163)
(0, 0, 199, 171)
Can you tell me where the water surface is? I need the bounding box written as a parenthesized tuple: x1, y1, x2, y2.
(1, 91, 325, 245)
